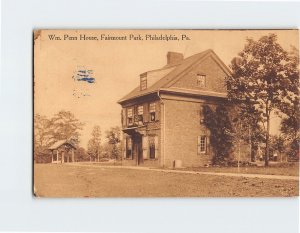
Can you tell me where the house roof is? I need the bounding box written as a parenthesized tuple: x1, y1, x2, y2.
(159, 87, 227, 98)
(118, 49, 231, 104)
(48, 140, 76, 150)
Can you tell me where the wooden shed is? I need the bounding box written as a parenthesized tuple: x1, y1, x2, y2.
(48, 140, 76, 163)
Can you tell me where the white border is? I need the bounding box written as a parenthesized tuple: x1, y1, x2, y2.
(1, 1, 299, 232)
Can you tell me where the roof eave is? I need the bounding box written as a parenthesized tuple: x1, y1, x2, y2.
(117, 90, 159, 105)
(159, 88, 228, 99)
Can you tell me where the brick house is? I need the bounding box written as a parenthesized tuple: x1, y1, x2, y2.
(118, 49, 233, 168)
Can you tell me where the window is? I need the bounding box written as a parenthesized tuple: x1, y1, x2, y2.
(140, 75, 147, 90)
(149, 102, 156, 121)
(149, 136, 156, 159)
(197, 136, 207, 154)
(138, 105, 143, 115)
(127, 108, 133, 125)
(137, 105, 144, 122)
(197, 74, 206, 87)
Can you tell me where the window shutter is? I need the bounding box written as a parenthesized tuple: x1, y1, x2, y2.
(122, 109, 126, 127)
(142, 136, 149, 159)
(134, 105, 138, 116)
(156, 102, 160, 121)
(154, 136, 159, 159)
(206, 136, 210, 154)
(121, 109, 123, 126)
(143, 103, 149, 122)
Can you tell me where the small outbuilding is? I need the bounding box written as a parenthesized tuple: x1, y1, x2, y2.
(48, 140, 76, 163)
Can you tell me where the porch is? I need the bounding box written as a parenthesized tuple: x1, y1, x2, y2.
(48, 140, 76, 164)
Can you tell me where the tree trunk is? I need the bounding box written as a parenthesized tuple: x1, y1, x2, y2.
(251, 144, 256, 162)
(265, 109, 270, 167)
(249, 126, 254, 162)
(280, 152, 282, 162)
(72, 149, 75, 162)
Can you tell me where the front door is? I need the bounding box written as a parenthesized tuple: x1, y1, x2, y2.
(133, 133, 143, 165)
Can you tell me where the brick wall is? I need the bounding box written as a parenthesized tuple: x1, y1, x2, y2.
(160, 55, 235, 167)
(161, 98, 251, 168)
(172, 55, 227, 93)
(163, 99, 213, 168)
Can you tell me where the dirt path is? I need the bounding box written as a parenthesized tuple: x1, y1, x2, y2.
(66, 163, 299, 181)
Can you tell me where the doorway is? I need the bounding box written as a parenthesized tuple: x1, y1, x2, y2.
(133, 133, 143, 165)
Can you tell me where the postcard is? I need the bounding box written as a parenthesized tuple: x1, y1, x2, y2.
(34, 29, 299, 197)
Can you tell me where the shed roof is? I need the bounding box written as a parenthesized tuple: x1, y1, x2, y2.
(48, 140, 76, 150)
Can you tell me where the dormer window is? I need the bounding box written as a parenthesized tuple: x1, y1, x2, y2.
(197, 74, 206, 87)
(140, 74, 147, 91)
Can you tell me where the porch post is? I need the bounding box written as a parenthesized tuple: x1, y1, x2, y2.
(56, 150, 59, 163)
(61, 151, 64, 163)
(72, 148, 75, 162)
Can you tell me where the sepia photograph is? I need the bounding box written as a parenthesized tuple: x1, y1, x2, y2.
(33, 29, 299, 197)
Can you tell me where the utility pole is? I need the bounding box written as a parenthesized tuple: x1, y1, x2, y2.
(249, 125, 252, 162)
(238, 139, 240, 173)
(238, 120, 241, 173)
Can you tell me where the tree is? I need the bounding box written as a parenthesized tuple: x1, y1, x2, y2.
(101, 142, 113, 158)
(226, 34, 292, 166)
(278, 47, 300, 160)
(280, 107, 300, 159)
(270, 135, 286, 162)
(51, 110, 84, 146)
(75, 147, 89, 162)
(87, 125, 102, 162)
(34, 114, 53, 159)
(105, 126, 121, 160)
(232, 104, 265, 162)
(203, 105, 234, 165)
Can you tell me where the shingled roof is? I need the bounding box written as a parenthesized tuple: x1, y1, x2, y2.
(118, 49, 231, 104)
(48, 140, 76, 150)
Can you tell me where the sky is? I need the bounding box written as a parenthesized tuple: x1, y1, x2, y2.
(34, 29, 299, 148)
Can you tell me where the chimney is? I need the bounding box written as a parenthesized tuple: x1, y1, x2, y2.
(167, 52, 183, 65)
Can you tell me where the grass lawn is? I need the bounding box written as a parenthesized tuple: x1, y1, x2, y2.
(34, 164, 298, 197)
(68, 161, 299, 176)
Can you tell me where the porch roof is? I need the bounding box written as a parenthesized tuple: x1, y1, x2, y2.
(48, 140, 76, 150)
(122, 126, 146, 136)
